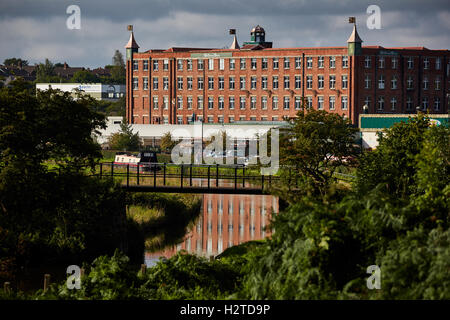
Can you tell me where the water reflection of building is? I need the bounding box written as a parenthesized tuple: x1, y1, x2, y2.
(145, 194, 278, 265)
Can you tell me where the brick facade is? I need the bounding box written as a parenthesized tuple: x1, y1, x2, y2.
(126, 27, 450, 126)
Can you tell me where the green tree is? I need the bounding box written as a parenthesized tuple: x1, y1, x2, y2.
(160, 132, 177, 153)
(35, 58, 55, 82)
(278, 108, 359, 199)
(3, 58, 28, 67)
(70, 70, 100, 83)
(108, 120, 142, 151)
(108, 50, 126, 84)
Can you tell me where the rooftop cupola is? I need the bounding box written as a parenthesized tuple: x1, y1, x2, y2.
(243, 25, 273, 48)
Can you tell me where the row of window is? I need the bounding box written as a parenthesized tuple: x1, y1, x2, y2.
(364, 74, 443, 90)
(150, 95, 348, 111)
(132, 56, 350, 72)
(364, 56, 443, 70)
(133, 74, 349, 91)
(364, 96, 442, 111)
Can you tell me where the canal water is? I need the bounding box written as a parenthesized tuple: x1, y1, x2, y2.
(145, 193, 278, 267)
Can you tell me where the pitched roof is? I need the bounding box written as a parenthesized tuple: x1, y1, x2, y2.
(229, 35, 240, 50)
(347, 24, 362, 43)
(125, 32, 139, 49)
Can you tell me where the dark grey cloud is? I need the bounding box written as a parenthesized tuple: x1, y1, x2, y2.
(0, 0, 448, 68)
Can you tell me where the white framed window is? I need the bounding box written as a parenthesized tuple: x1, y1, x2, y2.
(295, 96, 302, 110)
(177, 59, 183, 71)
(187, 59, 192, 70)
(406, 96, 413, 110)
(317, 96, 324, 110)
(229, 58, 235, 70)
(436, 57, 441, 70)
(197, 77, 204, 90)
(208, 77, 214, 90)
(133, 60, 138, 71)
(342, 56, 348, 68)
(423, 76, 429, 90)
(240, 96, 246, 109)
(306, 57, 313, 68)
(197, 59, 204, 70)
(284, 76, 290, 89)
(132, 77, 138, 90)
(378, 75, 385, 89)
(262, 76, 268, 89)
(153, 60, 159, 71)
(391, 57, 398, 69)
(229, 76, 235, 90)
(435, 76, 441, 90)
(283, 96, 290, 110)
(153, 96, 158, 109)
(307, 75, 313, 89)
(163, 59, 169, 70)
(219, 76, 224, 90)
(272, 76, 279, 89)
(177, 96, 183, 109)
(272, 96, 278, 109)
(329, 96, 335, 110)
(423, 58, 430, 70)
(197, 96, 203, 109)
(364, 96, 371, 109)
(152, 77, 158, 90)
(329, 56, 336, 68)
(229, 116, 235, 123)
(341, 96, 348, 110)
(251, 58, 257, 69)
(273, 58, 278, 69)
(318, 56, 324, 68)
(407, 57, 414, 69)
(318, 75, 324, 89)
(378, 96, 384, 110)
(295, 57, 301, 69)
(163, 96, 169, 109)
(379, 57, 385, 69)
(422, 97, 429, 110)
(143, 77, 149, 90)
(187, 96, 193, 109)
(407, 76, 414, 89)
(219, 96, 224, 110)
(143, 60, 148, 71)
(219, 58, 225, 70)
(251, 76, 257, 90)
(364, 56, 371, 68)
(365, 75, 371, 89)
(295, 76, 301, 89)
(262, 96, 268, 110)
(307, 96, 313, 108)
(208, 58, 214, 70)
(390, 97, 397, 110)
(177, 77, 183, 90)
(177, 116, 183, 124)
(434, 97, 441, 111)
(284, 57, 290, 69)
(208, 96, 214, 109)
(330, 75, 336, 89)
(342, 75, 348, 89)
(262, 58, 268, 69)
(187, 77, 193, 90)
(163, 77, 169, 90)
(240, 76, 246, 90)
(229, 96, 235, 109)
(251, 96, 257, 109)
(391, 76, 397, 89)
(240, 58, 246, 69)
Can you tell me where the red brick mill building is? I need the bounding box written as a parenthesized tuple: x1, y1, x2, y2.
(125, 24, 449, 126)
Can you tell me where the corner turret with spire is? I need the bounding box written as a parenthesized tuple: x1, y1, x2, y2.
(125, 25, 139, 60)
(347, 17, 362, 56)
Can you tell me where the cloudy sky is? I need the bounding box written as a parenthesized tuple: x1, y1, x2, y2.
(0, 0, 449, 68)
